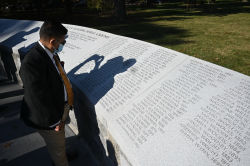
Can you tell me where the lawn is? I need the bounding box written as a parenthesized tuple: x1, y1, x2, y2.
(93, 1, 250, 76)
(1, 0, 250, 75)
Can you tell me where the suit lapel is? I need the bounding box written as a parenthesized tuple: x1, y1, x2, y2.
(35, 43, 62, 82)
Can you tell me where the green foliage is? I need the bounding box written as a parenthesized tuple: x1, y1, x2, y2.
(87, 0, 114, 11)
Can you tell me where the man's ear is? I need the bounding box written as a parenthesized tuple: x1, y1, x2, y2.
(49, 38, 56, 45)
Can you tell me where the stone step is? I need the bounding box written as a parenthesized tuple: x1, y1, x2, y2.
(0, 95, 23, 107)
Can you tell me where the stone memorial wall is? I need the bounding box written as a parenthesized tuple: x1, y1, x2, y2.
(0, 19, 249, 166)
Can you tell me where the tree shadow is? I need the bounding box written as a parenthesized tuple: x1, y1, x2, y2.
(0, 19, 38, 39)
(196, 1, 250, 16)
(126, 1, 250, 17)
(1, 1, 249, 48)
(68, 54, 136, 165)
(0, 27, 39, 49)
(100, 22, 193, 46)
(67, 1, 249, 47)
(0, 46, 18, 83)
(0, 27, 39, 83)
(68, 7, 194, 47)
(18, 41, 37, 61)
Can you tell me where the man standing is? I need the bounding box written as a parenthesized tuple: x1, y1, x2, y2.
(20, 21, 74, 166)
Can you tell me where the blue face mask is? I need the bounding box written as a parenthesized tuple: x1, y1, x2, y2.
(54, 44, 64, 54)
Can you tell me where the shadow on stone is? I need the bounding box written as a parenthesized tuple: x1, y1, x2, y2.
(69, 54, 136, 165)
(69, 54, 136, 105)
(0, 103, 35, 143)
(0, 27, 39, 83)
(2, 147, 50, 166)
(0, 88, 24, 99)
(2, 135, 98, 166)
(0, 47, 18, 83)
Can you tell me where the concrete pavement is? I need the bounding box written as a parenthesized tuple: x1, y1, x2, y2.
(0, 80, 98, 166)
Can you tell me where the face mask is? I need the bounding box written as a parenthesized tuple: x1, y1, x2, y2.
(54, 44, 64, 54)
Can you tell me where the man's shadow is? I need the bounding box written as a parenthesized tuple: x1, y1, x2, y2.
(68, 54, 136, 165)
(69, 54, 136, 105)
(0, 27, 39, 83)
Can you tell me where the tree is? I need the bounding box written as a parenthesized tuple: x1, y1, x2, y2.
(114, 0, 126, 20)
(64, 0, 72, 14)
(87, 0, 103, 12)
(146, 0, 153, 7)
(87, 0, 126, 20)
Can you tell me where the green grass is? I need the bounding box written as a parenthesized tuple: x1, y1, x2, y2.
(93, 1, 250, 76)
(1, 0, 250, 75)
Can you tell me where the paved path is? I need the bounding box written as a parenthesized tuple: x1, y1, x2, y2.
(0, 80, 98, 166)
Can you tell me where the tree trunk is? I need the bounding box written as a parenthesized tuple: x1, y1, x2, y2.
(114, 0, 126, 21)
(64, 0, 72, 15)
(146, 0, 153, 7)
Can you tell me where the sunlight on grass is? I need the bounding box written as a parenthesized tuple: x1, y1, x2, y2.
(101, 2, 250, 76)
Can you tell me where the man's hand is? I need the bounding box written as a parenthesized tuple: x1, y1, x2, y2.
(55, 121, 65, 132)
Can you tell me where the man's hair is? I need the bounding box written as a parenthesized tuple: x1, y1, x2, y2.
(39, 20, 68, 40)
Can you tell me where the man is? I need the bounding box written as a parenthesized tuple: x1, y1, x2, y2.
(20, 20, 74, 166)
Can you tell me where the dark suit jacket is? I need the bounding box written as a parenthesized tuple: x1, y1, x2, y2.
(20, 42, 65, 130)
